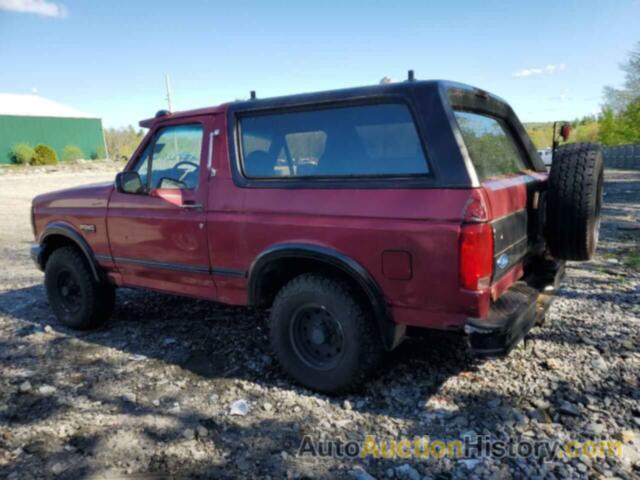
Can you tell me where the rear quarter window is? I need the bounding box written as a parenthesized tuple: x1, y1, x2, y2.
(239, 103, 429, 178)
(454, 111, 528, 181)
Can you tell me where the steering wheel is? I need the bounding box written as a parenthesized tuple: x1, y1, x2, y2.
(174, 160, 199, 182)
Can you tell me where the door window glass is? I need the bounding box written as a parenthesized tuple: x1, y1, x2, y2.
(134, 124, 203, 189)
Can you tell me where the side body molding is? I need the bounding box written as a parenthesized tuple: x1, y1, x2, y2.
(39, 222, 102, 282)
(248, 243, 398, 350)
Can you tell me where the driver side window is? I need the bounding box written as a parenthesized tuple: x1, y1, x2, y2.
(134, 124, 203, 190)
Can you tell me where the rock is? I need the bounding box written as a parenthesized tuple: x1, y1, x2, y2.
(196, 425, 208, 438)
(343, 400, 353, 411)
(544, 358, 560, 370)
(591, 356, 607, 371)
(620, 443, 640, 467)
(162, 337, 177, 346)
(18, 381, 32, 393)
(531, 398, 550, 409)
(585, 422, 606, 436)
(229, 399, 250, 416)
(529, 408, 552, 423)
(263, 402, 273, 412)
(557, 401, 580, 417)
(38, 385, 56, 395)
(235, 456, 251, 471)
(50, 462, 67, 475)
(182, 428, 195, 440)
(395, 464, 420, 480)
(121, 392, 137, 403)
(458, 458, 481, 470)
(613, 430, 636, 444)
(43, 325, 53, 333)
(351, 466, 376, 480)
(486, 398, 501, 408)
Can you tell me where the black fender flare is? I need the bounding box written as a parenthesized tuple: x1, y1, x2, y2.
(39, 222, 102, 282)
(249, 243, 397, 350)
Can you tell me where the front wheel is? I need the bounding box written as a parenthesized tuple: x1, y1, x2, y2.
(269, 274, 384, 393)
(45, 246, 115, 330)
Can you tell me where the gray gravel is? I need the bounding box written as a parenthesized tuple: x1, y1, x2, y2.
(0, 167, 638, 479)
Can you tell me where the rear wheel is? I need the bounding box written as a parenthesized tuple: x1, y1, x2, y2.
(45, 246, 115, 330)
(269, 274, 384, 393)
(546, 143, 604, 260)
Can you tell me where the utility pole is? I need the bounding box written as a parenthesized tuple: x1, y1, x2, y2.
(165, 74, 173, 111)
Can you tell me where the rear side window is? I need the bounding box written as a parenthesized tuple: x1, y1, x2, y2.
(239, 103, 429, 178)
(454, 111, 527, 181)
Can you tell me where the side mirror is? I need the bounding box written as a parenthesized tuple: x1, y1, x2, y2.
(115, 171, 144, 194)
(559, 124, 572, 141)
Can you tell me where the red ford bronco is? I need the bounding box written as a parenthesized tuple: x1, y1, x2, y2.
(30, 78, 603, 393)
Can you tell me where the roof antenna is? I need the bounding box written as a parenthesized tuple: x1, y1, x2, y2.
(407, 70, 415, 81)
(250, 90, 256, 100)
(165, 74, 173, 111)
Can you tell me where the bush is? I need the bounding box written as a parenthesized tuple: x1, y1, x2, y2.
(63, 145, 84, 162)
(33, 144, 59, 166)
(90, 145, 106, 160)
(10, 143, 36, 165)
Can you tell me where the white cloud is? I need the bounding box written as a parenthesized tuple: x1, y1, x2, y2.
(513, 63, 566, 78)
(0, 0, 66, 18)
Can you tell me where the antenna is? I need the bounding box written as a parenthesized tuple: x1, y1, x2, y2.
(407, 70, 415, 81)
(165, 74, 173, 111)
(250, 90, 256, 100)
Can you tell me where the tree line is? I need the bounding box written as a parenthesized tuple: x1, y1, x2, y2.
(526, 41, 640, 149)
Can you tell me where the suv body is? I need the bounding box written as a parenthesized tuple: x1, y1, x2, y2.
(31, 80, 574, 392)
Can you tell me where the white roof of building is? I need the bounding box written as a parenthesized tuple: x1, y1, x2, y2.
(0, 93, 98, 119)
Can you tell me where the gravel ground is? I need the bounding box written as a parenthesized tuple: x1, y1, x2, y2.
(0, 167, 638, 479)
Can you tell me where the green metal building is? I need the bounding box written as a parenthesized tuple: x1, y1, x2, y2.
(0, 93, 106, 164)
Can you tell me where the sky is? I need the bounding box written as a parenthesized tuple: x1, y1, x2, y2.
(0, 0, 639, 128)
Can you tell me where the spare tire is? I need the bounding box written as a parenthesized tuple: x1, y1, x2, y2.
(546, 142, 604, 261)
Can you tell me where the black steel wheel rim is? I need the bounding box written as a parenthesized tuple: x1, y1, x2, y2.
(56, 269, 82, 314)
(289, 304, 345, 370)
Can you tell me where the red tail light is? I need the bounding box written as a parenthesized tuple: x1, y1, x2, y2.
(460, 223, 494, 290)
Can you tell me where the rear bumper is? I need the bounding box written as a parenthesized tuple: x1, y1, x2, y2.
(465, 259, 565, 357)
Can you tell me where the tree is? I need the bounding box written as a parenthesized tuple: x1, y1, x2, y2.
(104, 126, 145, 161)
(599, 40, 640, 145)
(603, 41, 640, 113)
(599, 98, 640, 145)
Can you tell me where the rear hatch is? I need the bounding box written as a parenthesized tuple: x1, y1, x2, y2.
(447, 86, 548, 298)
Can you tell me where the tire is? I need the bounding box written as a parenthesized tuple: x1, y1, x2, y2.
(546, 142, 604, 261)
(269, 274, 384, 394)
(44, 246, 115, 330)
